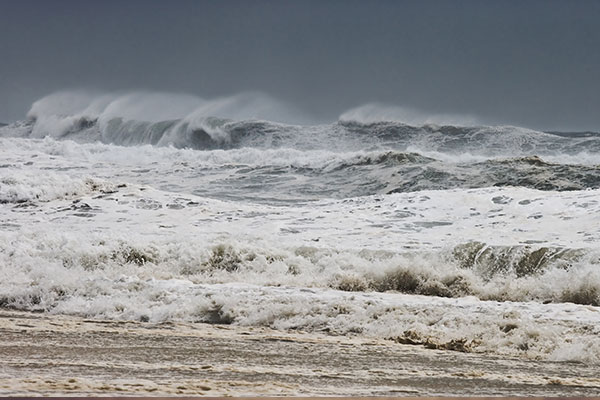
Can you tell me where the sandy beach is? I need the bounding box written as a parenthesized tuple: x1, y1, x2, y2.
(1, 310, 599, 396)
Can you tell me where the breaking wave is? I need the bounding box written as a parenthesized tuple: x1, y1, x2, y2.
(2, 229, 600, 361)
(1, 227, 600, 312)
(15, 90, 309, 147)
(2, 91, 600, 159)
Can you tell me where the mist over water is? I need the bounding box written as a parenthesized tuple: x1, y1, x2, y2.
(20, 90, 513, 130)
(26, 91, 309, 131)
(339, 103, 482, 126)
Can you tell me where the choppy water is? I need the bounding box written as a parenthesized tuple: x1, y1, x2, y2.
(1, 91, 600, 364)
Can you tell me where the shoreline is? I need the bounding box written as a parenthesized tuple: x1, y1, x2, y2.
(1, 310, 599, 396)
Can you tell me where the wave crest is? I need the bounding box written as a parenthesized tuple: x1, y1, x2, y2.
(22, 90, 309, 146)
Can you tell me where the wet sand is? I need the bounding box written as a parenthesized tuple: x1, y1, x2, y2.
(0, 310, 599, 396)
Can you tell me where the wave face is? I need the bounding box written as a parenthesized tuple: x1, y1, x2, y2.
(2, 91, 600, 363)
(14, 91, 310, 148)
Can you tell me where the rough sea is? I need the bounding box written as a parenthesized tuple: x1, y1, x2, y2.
(2, 91, 600, 365)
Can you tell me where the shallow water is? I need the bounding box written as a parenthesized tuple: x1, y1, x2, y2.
(2, 310, 600, 396)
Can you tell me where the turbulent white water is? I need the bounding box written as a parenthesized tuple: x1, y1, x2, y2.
(2, 91, 600, 364)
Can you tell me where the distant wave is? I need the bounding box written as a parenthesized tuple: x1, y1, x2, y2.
(2, 91, 600, 159)
(5, 115, 600, 159)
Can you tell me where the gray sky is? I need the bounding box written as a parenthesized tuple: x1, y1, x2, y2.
(1, 0, 599, 130)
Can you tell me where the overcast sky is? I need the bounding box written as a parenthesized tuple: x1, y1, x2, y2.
(1, 0, 599, 130)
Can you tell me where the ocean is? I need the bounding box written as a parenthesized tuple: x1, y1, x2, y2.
(1, 91, 600, 394)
